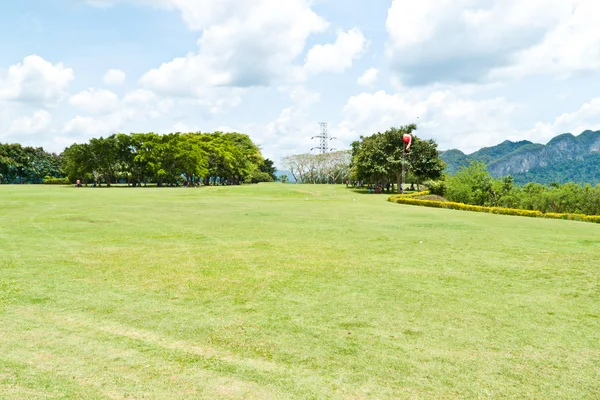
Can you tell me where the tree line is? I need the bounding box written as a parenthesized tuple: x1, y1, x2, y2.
(433, 161, 600, 215)
(0, 143, 63, 184)
(1, 132, 277, 186)
(61, 132, 277, 187)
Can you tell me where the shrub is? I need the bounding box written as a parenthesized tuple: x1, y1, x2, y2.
(446, 161, 494, 206)
(424, 180, 446, 196)
(250, 170, 274, 184)
(387, 196, 600, 224)
(389, 191, 430, 202)
(42, 176, 70, 185)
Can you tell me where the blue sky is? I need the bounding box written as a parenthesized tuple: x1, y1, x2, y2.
(1, 0, 599, 163)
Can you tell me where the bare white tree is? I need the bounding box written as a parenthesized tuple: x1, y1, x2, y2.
(282, 150, 351, 184)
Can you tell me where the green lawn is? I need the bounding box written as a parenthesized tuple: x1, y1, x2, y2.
(0, 184, 598, 399)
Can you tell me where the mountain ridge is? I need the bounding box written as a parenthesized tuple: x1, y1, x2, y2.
(440, 130, 600, 185)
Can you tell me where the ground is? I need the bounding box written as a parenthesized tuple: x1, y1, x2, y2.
(0, 183, 598, 399)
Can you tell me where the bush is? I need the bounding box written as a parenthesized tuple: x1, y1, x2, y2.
(424, 180, 446, 196)
(387, 196, 600, 224)
(446, 161, 493, 206)
(42, 176, 70, 185)
(389, 191, 430, 202)
(250, 170, 274, 184)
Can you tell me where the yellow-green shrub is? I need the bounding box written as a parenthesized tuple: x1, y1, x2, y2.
(389, 191, 430, 202)
(387, 196, 599, 224)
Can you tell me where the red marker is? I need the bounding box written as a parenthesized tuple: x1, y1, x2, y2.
(403, 134, 412, 151)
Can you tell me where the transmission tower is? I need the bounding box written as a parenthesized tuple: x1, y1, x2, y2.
(311, 122, 336, 154)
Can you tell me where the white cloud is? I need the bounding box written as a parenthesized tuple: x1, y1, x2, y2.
(63, 89, 173, 137)
(282, 85, 321, 109)
(386, 0, 571, 85)
(338, 88, 517, 152)
(493, 1, 600, 79)
(357, 68, 379, 87)
(69, 88, 119, 114)
(8, 110, 52, 135)
(234, 87, 322, 161)
(139, 0, 328, 96)
(0, 55, 74, 104)
(522, 97, 600, 144)
(103, 69, 126, 85)
(63, 115, 124, 137)
(170, 122, 195, 133)
(304, 28, 368, 74)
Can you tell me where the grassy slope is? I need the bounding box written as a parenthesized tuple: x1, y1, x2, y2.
(0, 184, 599, 399)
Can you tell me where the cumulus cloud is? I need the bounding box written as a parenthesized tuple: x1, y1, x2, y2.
(357, 68, 379, 87)
(522, 97, 600, 144)
(235, 86, 322, 161)
(69, 88, 119, 114)
(138, 0, 328, 96)
(0, 55, 74, 104)
(493, 1, 600, 79)
(103, 69, 126, 85)
(8, 110, 52, 135)
(63, 89, 173, 137)
(304, 28, 368, 74)
(337, 88, 517, 152)
(386, 0, 572, 85)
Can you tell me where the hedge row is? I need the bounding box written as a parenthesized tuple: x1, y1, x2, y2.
(391, 190, 430, 199)
(42, 177, 70, 185)
(388, 196, 600, 224)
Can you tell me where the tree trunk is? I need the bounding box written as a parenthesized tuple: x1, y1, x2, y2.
(396, 173, 402, 194)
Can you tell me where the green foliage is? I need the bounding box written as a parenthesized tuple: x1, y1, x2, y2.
(441, 162, 600, 216)
(61, 131, 264, 187)
(405, 137, 446, 185)
(512, 153, 600, 185)
(446, 161, 493, 206)
(351, 124, 444, 193)
(441, 131, 600, 186)
(424, 180, 446, 196)
(250, 170, 274, 183)
(388, 195, 600, 224)
(0, 143, 63, 184)
(258, 158, 277, 181)
(42, 176, 70, 185)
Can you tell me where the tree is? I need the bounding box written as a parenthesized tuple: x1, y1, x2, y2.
(405, 137, 446, 190)
(88, 135, 120, 186)
(351, 134, 388, 185)
(282, 152, 352, 184)
(351, 124, 444, 193)
(17, 130, 264, 187)
(259, 158, 277, 181)
(62, 143, 93, 184)
(446, 161, 494, 205)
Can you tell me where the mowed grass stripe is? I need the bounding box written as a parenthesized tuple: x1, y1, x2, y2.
(0, 184, 599, 399)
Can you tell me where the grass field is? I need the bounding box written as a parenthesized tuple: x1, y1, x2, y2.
(1, 184, 599, 399)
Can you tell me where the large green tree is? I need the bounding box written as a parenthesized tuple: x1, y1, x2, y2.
(351, 124, 443, 193)
(405, 137, 446, 190)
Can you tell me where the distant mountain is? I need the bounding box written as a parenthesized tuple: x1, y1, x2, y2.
(441, 130, 600, 185)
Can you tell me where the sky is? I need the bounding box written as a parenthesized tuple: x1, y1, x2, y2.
(1, 0, 600, 164)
